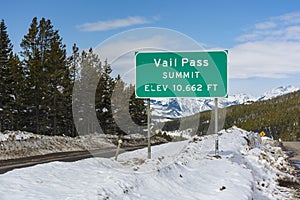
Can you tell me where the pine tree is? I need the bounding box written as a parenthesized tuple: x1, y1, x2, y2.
(44, 28, 69, 136)
(111, 79, 147, 135)
(68, 44, 80, 83)
(20, 17, 72, 135)
(96, 58, 115, 134)
(129, 90, 147, 126)
(0, 19, 14, 131)
(77, 48, 101, 134)
(111, 75, 131, 135)
(7, 52, 25, 130)
(20, 17, 41, 134)
(66, 43, 80, 136)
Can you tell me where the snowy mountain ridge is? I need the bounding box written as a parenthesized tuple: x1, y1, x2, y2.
(257, 85, 300, 101)
(151, 85, 300, 121)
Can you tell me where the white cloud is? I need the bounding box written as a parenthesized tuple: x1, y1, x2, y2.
(275, 12, 300, 25)
(237, 11, 300, 42)
(284, 25, 300, 41)
(93, 28, 204, 84)
(77, 16, 152, 31)
(255, 21, 276, 29)
(230, 12, 300, 79)
(229, 41, 300, 79)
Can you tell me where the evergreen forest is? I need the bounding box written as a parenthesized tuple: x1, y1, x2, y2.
(0, 17, 146, 136)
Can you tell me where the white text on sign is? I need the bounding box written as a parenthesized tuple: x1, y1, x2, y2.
(154, 58, 209, 67)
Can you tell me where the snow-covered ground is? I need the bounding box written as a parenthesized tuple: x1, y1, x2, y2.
(0, 127, 298, 200)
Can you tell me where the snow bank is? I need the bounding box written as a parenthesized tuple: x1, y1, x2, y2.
(157, 128, 195, 139)
(0, 127, 298, 199)
(0, 130, 35, 142)
(0, 131, 116, 160)
(0, 131, 166, 160)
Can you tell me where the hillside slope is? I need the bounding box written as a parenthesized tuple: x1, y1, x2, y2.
(162, 90, 300, 141)
(151, 85, 299, 122)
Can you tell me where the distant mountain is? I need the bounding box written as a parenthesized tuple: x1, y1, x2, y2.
(257, 85, 300, 101)
(151, 85, 300, 122)
(162, 89, 300, 140)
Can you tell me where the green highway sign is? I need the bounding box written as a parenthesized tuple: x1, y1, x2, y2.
(135, 51, 227, 98)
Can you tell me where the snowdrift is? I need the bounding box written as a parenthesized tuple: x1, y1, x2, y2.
(0, 127, 299, 199)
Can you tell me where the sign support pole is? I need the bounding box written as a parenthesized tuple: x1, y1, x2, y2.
(214, 98, 219, 156)
(147, 98, 151, 159)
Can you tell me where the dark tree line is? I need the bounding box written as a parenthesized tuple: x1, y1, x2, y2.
(0, 18, 147, 136)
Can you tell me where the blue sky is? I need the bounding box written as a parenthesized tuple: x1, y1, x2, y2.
(2, 0, 300, 96)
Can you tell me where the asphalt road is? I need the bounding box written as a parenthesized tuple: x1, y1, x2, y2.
(282, 142, 300, 161)
(0, 146, 144, 174)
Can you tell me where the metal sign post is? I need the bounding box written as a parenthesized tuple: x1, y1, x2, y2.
(147, 98, 151, 159)
(214, 98, 219, 156)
